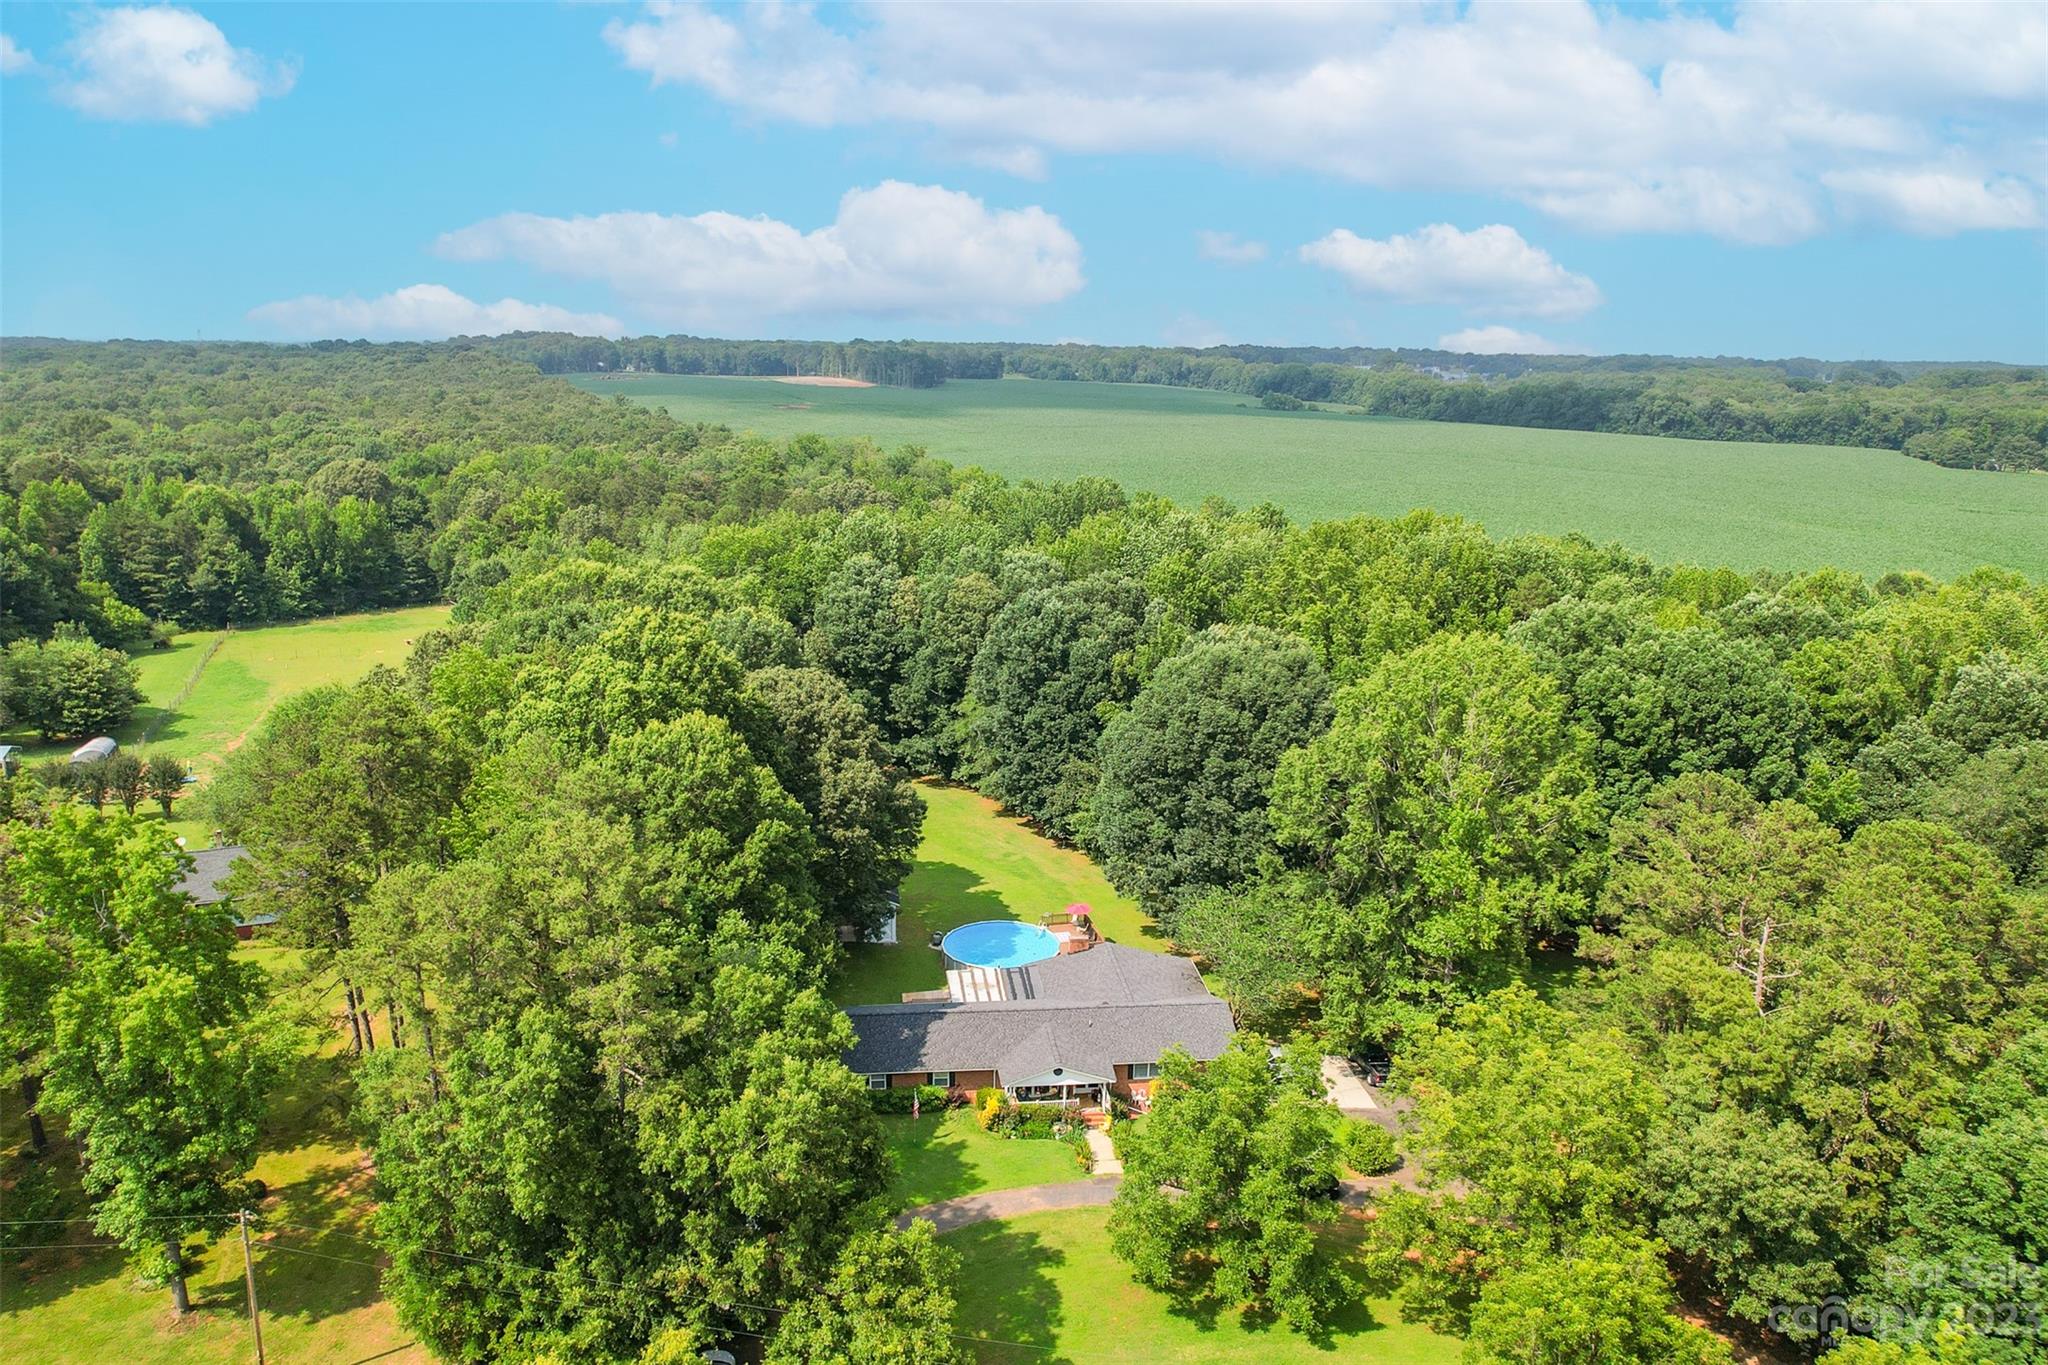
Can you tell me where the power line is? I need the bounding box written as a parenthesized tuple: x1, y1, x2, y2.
(1, 1240, 119, 1251)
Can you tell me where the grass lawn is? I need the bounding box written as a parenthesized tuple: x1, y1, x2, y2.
(3, 606, 452, 847)
(0, 605, 450, 777)
(577, 373, 2048, 580)
(0, 947, 425, 1365)
(3, 606, 452, 780)
(947, 1206, 1460, 1364)
(833, 782, 1166, 1005)
(882, 1108, 1090, 1210)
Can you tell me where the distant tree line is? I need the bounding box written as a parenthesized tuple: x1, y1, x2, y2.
(484, 331, 2048, 470)
(0, 340, 700, 646)
(488, 332, 951, 387)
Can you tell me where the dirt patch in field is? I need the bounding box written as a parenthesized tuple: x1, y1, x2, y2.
(768, 374, 876, 388)
(775, 402, 817, 410)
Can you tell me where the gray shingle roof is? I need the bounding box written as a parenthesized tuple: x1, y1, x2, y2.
(175, 845, 247, 906)
(843, 994, 1235, 1080)
(998, 943, 1210, 1004)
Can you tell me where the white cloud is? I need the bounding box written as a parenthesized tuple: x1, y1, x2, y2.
(1162, 312, 1230, 348)
(247, 285, 623, 341)
(1195, 230, 1267, 265)
(1301, 224, 1602, 320)
(51, 6, 295, 125)
(1823, 167, 2043, 236)
(1, 33, 37, 76)
(1437, 325, 1568, 356)
(600, 1, 2046, 244)
(435, 181, 1084, 326)
(958, 144, 1049, 180)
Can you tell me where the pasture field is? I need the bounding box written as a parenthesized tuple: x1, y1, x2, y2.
(576, 373, 2048, 580)
(4, 606, 452, 777)
(3, 606, 451, 847)
(947, 1206, 1458, 1363)
(832, 781, 1164, 1006)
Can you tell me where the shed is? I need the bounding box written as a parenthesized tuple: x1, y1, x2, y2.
(69, 737, 117, 764)
(0, 745, 19, 775)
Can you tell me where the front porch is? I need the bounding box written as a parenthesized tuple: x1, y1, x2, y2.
(1006, 1067, 1112, 1107)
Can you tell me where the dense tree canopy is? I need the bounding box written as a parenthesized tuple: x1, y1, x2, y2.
(1266, 633, 1604, 1043)
(965, 573, 1152, 839)
(1092, 624, 1332, 912)
(1109, 1036, 1345, 1333)
(4, 810, 278, 1313)
(7, 339, 2045, 1362)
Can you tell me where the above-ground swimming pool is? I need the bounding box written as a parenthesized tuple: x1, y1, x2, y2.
(941, 920, 1060, 971)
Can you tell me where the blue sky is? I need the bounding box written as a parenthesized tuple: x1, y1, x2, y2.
(3, 2, 2044, 360)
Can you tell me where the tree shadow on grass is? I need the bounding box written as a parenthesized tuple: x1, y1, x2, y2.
(251, 1156, 385, 1327)
(882, 1111, 980, 1211)
(943, 1222, 1074, 1365)
(907, 859, 1017, 933)
(258, 1045, 357, 1153)
(1136, 1214, 1406, 1354)
(833, 860, 1015, 1004)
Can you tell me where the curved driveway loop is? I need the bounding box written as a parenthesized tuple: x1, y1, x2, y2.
(895, 1175, 1123, 1232)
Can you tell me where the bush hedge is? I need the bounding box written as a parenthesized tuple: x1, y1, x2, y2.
(1343, 1119, 1401, 1176)
(867, 1084, 951, 1115)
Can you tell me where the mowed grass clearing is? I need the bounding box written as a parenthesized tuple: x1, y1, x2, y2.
(832, 782, 1166, 1005)
(947, 1206, 1459, 1364)
(577, 373, 2048, 580)
(0, 947, 426, 1365)
(882, 1108, 1090, 1210)
(3, 606, 452, 781)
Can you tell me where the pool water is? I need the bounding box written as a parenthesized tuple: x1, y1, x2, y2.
(942, 920, 1060, 970)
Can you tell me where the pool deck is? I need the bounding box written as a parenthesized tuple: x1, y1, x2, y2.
(945, 965, 1013, 1002)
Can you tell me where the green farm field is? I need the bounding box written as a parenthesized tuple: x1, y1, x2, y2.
(576, 373, 2048, 580)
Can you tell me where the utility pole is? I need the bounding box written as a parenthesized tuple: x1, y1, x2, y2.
(238, 1209, 266, 1365)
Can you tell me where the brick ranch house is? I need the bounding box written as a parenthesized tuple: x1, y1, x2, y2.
(842, 943, 1234, 1107)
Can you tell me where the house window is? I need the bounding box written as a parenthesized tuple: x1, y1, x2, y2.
(1127, 1062, 1161, 1081)
(865, 1074, 889, 1090)
(930, 1071, 953, 1088)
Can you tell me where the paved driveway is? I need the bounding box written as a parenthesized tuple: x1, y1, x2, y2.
(895, 1175, 1123, 1232)
(1321, 1055, 1382, 1116)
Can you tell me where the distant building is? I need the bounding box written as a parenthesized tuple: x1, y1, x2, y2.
(174, 844, 277, 939)
(0, 744, 20, 775)
(69, 736, 117, 764)
(836, 887, 901, 945)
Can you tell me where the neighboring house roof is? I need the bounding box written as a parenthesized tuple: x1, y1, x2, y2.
(175, 844, 248, 906)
